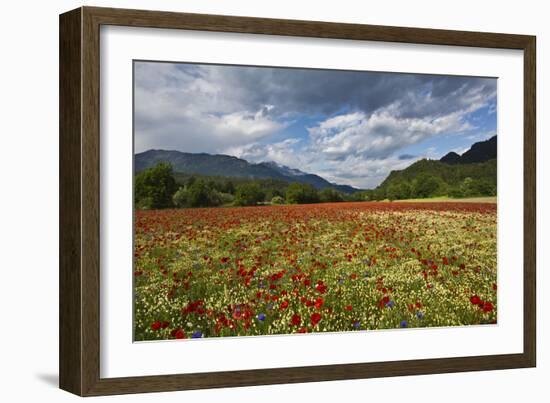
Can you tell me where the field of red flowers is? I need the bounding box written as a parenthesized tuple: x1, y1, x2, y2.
(134, 202, 497, 341)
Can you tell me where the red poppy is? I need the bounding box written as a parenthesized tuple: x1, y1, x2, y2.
(459, 263, 466, 270)
(492, 283, 497, 291)
(297, 327, 308, 333)
(310, 312, 322, 326)
(291, 314, 301, 326)
(470, 295, 482, 305)
(482, 302, 494, 312)
(280, 300, 289, 310)
(161, 321, 170, 329)
(151, 320, 161, 331)
(315, 283, 327, 294)
(171, 328, 186, 339)
(345, 305, 353, 311)
(314, 297, 324, 309)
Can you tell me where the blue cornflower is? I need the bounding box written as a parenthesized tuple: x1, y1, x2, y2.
(353, 321, 361, 329)
(385, 300, 395, 308)
(400, 320, 408, 328)
(191, 330, 203, 338)
(257, 313, 266, 322)
(338, 278, 344, 285)
(416, 311, 424, 319)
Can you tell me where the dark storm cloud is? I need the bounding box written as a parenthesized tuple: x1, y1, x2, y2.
(177, 63, 495, 120)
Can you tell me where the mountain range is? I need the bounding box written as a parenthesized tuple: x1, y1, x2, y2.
(135, 135, 496, 194)
(134, 149, 359, 194)
(376, 135, 497, 194)
(440, 135, 497, 165)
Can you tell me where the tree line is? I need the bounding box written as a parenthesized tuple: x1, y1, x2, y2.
(134, 162, 351, 209)
(359, 158, 497, 201)
(134, 159, 497, 209)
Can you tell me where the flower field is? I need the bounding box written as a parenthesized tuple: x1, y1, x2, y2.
(134, 202, 497, 341)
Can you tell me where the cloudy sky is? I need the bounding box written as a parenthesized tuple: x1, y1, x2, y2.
(134, 61, 497, 189)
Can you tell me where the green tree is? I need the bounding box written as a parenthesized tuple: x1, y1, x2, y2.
(319, 188, 344, 203)
(286, 182, 320, 204)
(471, 178, 496, 196)
(234, 183, 265, 206)
(412, 173, 443, 198)
(172, 187, 189, 207)
(186, 180, 222, 207)
(222, 180, 235, 195)
(134, 162, 177, 209)
(459, 177, 475, 197)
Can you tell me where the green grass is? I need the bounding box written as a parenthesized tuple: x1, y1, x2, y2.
(389, 196, 497, 204)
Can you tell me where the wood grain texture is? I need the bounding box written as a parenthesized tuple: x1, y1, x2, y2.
(523, 38, 536, 367)
(59, 6, 537, 396)
(59, 8, 82, 396)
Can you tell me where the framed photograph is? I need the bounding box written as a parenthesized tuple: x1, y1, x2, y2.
(59, 6, 536, 396)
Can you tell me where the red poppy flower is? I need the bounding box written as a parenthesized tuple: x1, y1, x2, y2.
(344, 305, 353, 311)
(291, 314, 301, 326)
(310, 312, 322, 326)
(459, 263, 466, 270)
(492, 283, 497, 291)
(171, 328, 186, 339)
(297, 327, 308, 333)
(314, 297, 324, 309)
(315, 283, 327, 294)
(280, 300, 289, 310)
(470, 295, 482, 305)
(161, 321, 170, 329)
(482, 302, 494, 312)
(151, 320, 161, 331)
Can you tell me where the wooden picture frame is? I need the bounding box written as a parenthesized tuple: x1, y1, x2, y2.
(59, 6, 536, 396)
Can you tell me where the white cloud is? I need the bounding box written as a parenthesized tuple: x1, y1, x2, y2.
(307, 102, 474, 161)
(224, 138, 305, 169)
(134, 63, 287, 153)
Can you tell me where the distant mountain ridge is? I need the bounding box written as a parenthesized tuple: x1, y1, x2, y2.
(135, 149, 360, 194)
(440, 135, 497, 165)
